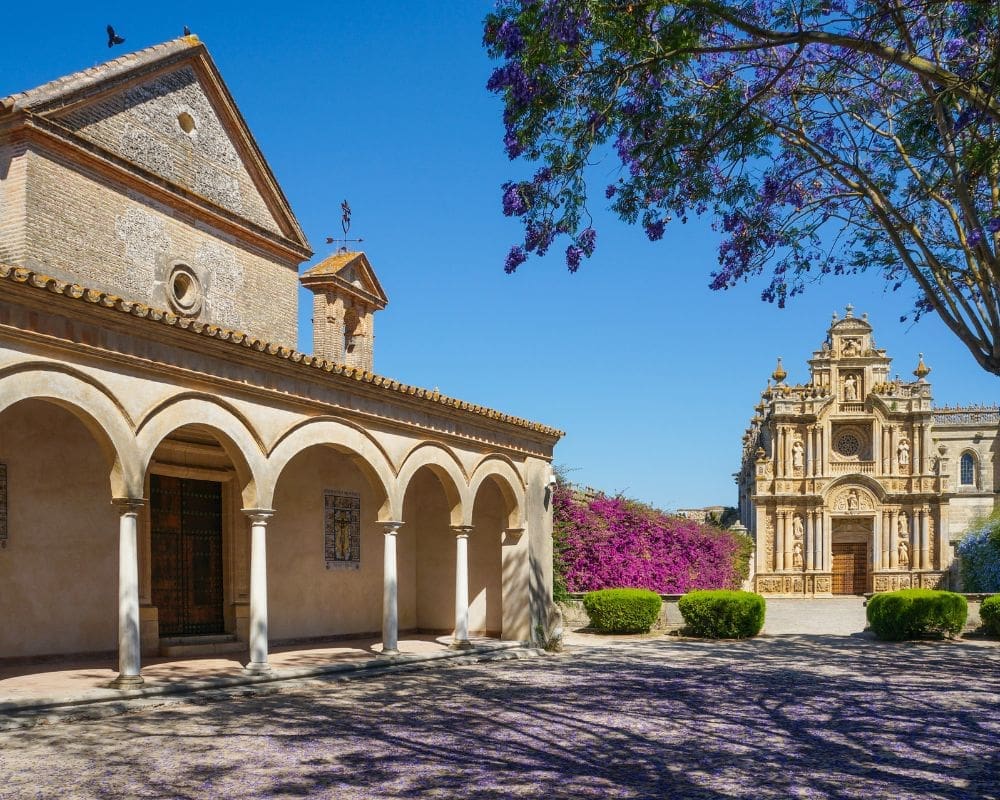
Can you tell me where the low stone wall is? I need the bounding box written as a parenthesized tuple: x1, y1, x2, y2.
(558, 594, 685, 632)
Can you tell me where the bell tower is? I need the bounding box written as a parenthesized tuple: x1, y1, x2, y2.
(300, 250, 388, 372)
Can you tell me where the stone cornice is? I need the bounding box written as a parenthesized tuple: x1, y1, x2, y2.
(0, 264, 564, 444)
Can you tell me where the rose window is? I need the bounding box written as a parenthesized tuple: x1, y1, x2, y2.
(836, 433, 861, 457)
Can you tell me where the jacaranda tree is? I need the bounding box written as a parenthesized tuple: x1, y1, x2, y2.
(484, 1, 1000, 375)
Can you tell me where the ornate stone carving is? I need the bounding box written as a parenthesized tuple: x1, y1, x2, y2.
(792, 439, 804, 469)
(815, 576, 832, 593)
(898, 538, 909, 567)
(832, 486, 875, 513)
(898, 439, 910, 467)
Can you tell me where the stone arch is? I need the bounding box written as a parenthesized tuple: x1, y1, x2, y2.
(135, 395, 265, 507)
(823, 475, 885, 514)
(0, 364, 140, 497)
(467, 455, 525, 529)
(394, 442, 467, 526)
(261, 417, 394, 517)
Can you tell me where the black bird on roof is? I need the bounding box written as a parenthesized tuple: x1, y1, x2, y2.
(107, 25, 125, 48)
(183, 25, 191, 36)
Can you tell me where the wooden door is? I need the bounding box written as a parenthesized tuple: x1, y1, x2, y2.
(151, 475, 225, 636)
(831, 542, 868, 595)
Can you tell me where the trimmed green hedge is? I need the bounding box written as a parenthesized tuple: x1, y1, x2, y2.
(678, 590, 765, 638)
(582, 588, 662, 633)
(980, 594, 1000, 636)
(866, 589, 967, 641)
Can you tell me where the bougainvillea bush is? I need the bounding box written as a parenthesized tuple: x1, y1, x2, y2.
(956, 515, 1000, 592)
(553, 483, 747, 595)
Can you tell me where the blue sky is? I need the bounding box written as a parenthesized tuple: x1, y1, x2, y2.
(2, 1, 996, 509)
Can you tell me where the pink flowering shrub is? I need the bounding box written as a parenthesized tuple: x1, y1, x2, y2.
(553, 484, 746, 595)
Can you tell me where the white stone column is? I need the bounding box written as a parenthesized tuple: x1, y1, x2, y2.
(923, 425, 933, 478)
(889, 510, 899, 569)
(912, 510, 922, 571)
(881, 510, 891, 568)
(452, 526, 474, 648)
(380, 521, 403, 655)
(820, 513, 830, 572)
(872, 515, 882, 571)
(913, 425, 922, 475)
(805, 428, 813, 478)
(920, 508, 930, 571)
(776, 512, 786, 571)
(806, 511, 815, 571)
(243, 509, 274, 674)
(111, 499, 144, 689)
(889, 427, 897, 475)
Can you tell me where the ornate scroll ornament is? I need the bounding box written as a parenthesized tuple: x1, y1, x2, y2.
(324, 490, 361, 570)
(831, 486, 876, 514)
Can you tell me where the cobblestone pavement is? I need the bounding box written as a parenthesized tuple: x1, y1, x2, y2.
(2, 635, 999, 800)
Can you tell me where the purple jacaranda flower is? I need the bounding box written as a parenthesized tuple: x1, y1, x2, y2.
(504, 245, 527, 273)
(502, 182, 528, 216)
(565, 244, 582, 271)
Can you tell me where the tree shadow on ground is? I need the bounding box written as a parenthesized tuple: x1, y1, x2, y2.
(2, 636, 999, 799)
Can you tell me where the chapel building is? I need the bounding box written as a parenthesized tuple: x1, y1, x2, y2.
(736, 307, 998, 596)
(0, 38, 561, 685)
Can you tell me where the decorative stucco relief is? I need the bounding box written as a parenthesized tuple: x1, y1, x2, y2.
(114, 206, 168, 300)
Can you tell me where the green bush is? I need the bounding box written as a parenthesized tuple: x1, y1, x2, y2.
(866, 589, 968, 641)
(678, 590, 765, 638)
(980, 594, 1000, 636)
(582, 588, 662, 633)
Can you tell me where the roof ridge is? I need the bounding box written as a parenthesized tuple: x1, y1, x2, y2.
(0, 263, 563, 439)
(1, 36, 200, 113)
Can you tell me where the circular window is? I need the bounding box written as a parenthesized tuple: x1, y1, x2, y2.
(166, 264, 202, 316)
(836, 433, 861, 457)
(177, 112, 197, 134)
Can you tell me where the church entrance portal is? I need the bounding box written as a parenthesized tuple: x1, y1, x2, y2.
(831, 541, 868, 594)
(150, 475, 225, 636)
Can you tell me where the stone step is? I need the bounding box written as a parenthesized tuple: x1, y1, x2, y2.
(159, 635, 245, 658)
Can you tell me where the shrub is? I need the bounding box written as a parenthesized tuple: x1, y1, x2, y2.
(678, 590, 765, 638)
(866, 589, 968, 641)
(956, 514, 1000, 592)
(552, 482, 746, 594)
(582, 588, 662, 633)
(980, 594, 1000, 636)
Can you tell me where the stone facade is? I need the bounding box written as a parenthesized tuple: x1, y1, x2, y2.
(0, 38, 309, 346)
(0, 39, 561, 686)
(737, 307, 998, 596)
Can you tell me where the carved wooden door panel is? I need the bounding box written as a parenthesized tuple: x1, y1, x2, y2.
(151, 475, 224, 637)
(831, 542, 868, 595)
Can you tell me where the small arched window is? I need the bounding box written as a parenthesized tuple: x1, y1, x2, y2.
(960, 452, 976, 486)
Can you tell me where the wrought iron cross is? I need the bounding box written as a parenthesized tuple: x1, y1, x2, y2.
(325, 199, 364, 250)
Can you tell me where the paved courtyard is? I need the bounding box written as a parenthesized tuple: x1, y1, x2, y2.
(2, 629, 999, 799)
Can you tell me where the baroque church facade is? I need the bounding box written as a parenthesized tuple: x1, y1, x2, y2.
(737, 307, 998, 596)
(0, 38, 561, 685)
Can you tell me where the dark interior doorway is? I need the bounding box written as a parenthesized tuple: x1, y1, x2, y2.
(150, 475, 225, 636)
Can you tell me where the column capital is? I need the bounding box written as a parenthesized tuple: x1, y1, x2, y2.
(242, 508, 275, 524)
(503, 527, 526, 539)
(380, 520, 404, 534)
(451, 525, 474, 537)
(112, 497, 145, 513)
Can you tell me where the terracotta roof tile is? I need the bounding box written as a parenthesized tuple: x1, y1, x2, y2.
(0, 264, 563, 439)
(0, 37, 200, 114)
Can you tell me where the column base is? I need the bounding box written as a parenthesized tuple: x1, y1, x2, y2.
(377, 647, 401, 658)
(450, 639, 474, 650)
(110, 673, 144, 689)
(243, 661, 273, 675)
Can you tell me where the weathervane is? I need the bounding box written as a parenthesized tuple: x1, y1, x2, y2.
(325, 200, 364, 252)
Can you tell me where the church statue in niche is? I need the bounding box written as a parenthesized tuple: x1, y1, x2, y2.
(898, 512, 908, 537)
(847, 489, 860, 511)
(792, 440, 804, 470)
(898, 439, 910, 467)
(843, 374, 858, 401)
(898, 538, 909, 567)
(792, 540, 803, 568)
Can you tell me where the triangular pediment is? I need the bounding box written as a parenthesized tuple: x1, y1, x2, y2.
(2, 38, 309, 254)
(301, 251, 388, 309)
